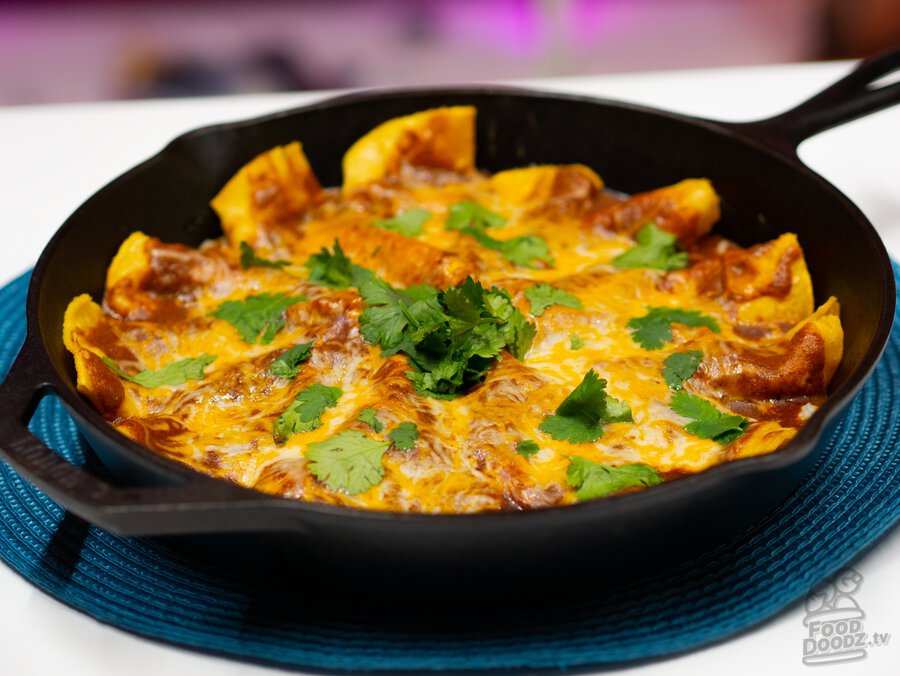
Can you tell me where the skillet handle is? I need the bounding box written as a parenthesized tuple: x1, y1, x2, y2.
(0, 341, 295, 537)
(731, 48, 900, 154)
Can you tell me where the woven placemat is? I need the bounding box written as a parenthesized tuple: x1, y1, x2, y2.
(0, 268, 897, 672)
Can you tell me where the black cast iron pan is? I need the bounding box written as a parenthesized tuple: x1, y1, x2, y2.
(0, 51, 898, 580)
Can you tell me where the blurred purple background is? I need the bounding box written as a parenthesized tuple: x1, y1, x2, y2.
(1, 0, 898, 105)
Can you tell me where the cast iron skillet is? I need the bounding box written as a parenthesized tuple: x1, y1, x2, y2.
(0, 52, 898, 578)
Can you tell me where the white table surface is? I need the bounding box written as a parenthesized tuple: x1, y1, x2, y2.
(0, 61, 897, 675)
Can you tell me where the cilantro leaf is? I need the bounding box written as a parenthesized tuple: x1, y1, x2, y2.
(357, 408, 383, 433)
(304, 430, 390, 495)
(566, 457, 663, 500)
(457, 226, 502, 250)
(524, 283, 582, 316)
(627, 312, 671, 351)
(305, 240, 374, 289)
(210, 293, 305, 344)
(613, 223, 689, 271)
(570, 334, 584, 350)
(499, 234, 554, 268)
(627, 307, 720, 350)
(374, 208, 430, 237)
(539, 370, 633, 443)
(388, 422, 418, 450)
(662, 350, 702, 390)
(103, 355, 215, 388)
(670, 391, 749, 444)
(269, 341, 314, 379)
(443, 200, 552, 268)
(445, 200, 506, 231)
(458, 226, 553, 268)
(516, 439, 540, 458)
(273, 383, 342, 445)
(239, 241, 289, 270)
(359, 275, 535, 398)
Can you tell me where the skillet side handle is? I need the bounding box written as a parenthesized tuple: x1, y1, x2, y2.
(0, 342, 291, 537)
(731, 48, 900, 155)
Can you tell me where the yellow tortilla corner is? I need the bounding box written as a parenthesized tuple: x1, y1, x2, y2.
(106, 231, 150, 291)
(342, 106, 476, 191)
(211, 141, 321, 246)
(62, 293, 105, 354)
(488, 164, 604, 207)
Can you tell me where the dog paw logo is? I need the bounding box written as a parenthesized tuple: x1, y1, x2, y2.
(803, 568, 868, 666)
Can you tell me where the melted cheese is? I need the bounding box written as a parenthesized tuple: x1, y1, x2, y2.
(62, 107, 843, 513)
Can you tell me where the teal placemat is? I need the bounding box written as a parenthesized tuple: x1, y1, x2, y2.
(0, 268, 897, 672)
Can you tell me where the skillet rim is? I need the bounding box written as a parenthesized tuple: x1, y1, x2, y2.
(22, 84, 897, 525)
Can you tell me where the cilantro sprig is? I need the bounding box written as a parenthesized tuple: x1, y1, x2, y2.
(305, 430, 390, 495)
(388, 422, 418, 450)
(211, 293, 305, 344)
(374, 208, 430, 237)
(445, 200, 553, 268)
(305, 240, 374, 289)
(566, 457, 662, 500)
(539, 370, 632, 443)
(569, 334, 584, 350)
(524, 283, 582, 316)
(103, 355, 215, 388)
(662, 350, 703, 390)
(357, 279, 444, 355)
(627, 307, 720, 350)
(273, 383, 342, 444)
(239, 241, 289, 270)
(613, 223, 689, 271)
(670, 391, 749, 445)
(269, 341, 314, 379)
(358, 275, 535, 398)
